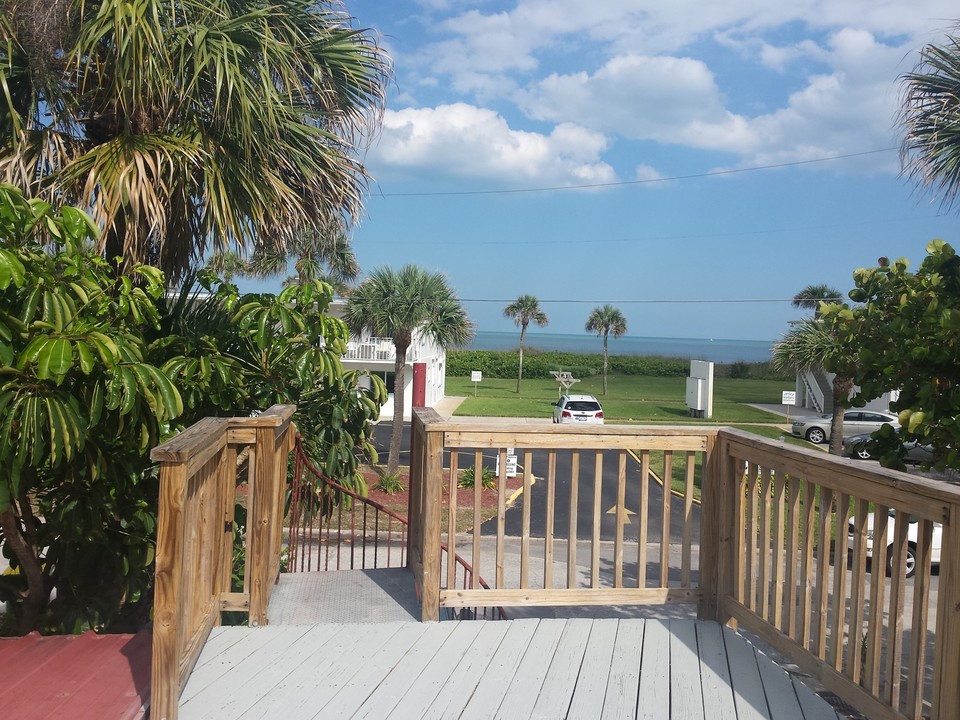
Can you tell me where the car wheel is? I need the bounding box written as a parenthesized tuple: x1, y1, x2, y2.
(855, 446, 872, 460)
(806, 427, 826, 444)
(886, 543, 917, 579)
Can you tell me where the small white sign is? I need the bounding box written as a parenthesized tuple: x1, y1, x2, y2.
(781, 391, 797, 405)
(471, 370, 482, 383)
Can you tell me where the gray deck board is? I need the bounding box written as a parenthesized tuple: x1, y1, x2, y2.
(599, 618, 643, 720)
(696, 621, 738, 720)
(179, 616, 845, 720)
(670, 620, 706, 720)
(236, 623, 408, 720)
(531, 618, 593, 719)
(566, 619, 619, 720)
(494, 619, 566, 719)
(724, 626, 773, 720)
(637, 619, 671, 720)
(417, 621, 511, 720)
(383, 621, 489, 720)
(457, 620, 541, 720)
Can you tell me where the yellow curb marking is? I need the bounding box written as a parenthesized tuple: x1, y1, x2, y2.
(625, 449, 702, 506)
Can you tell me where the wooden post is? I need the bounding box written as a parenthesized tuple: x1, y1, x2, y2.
(420, 421, 444, 621)
(698, 434, 719, 620)
(407, 412, 424, 569)
(151, 462, 187, 720)
(933, 506, 960, 719)
(248, 424, 277, 627)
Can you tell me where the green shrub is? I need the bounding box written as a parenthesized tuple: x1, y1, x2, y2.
(375, 472, 406, 494)
(458, 465, 497, 490)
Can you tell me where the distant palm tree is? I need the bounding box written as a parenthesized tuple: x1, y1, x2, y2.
(344, 266, 473, 475)
(771, 319, 855, 455)
(205, 251, 251, 284)
(900, 31, 960, 210)
(247, 220, 361, 294)
(791, 284, 843, 317)
(585, 305, 627, 395)
(503, 294, 548, 393)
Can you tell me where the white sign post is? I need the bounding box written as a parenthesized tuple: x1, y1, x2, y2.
(781, 390, 797, 423)
(471, 370, 482, 396)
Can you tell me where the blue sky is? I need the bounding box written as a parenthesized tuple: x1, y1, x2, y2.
(251, 1, 960, 342)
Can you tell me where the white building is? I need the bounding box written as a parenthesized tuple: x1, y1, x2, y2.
(794, 368, 898, 414)
(328, 299, 448, 421)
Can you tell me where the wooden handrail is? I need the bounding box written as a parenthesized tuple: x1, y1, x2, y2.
(149, 405, 296, 720)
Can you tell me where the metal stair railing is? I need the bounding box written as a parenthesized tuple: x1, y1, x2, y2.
(289, 436, 505, 620)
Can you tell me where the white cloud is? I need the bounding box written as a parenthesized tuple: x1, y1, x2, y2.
(516, 27, 907, 169)
(368, 103, 617, 186)
(422, 0, 957, 82)
(519, 54, 758, 153)
(635, 164, 667, 183)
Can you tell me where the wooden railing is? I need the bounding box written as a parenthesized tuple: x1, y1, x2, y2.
(717, 428, 960, 720)
(409, 409, 960, 720)
(149, 405, 296, 720)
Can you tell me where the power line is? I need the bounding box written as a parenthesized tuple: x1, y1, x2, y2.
(375, 148, 896, 198)
(461, 297, 845, 305)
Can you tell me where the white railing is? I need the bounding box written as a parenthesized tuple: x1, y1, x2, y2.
(344, 337, 396, 362)
(800, 368, 828, 413)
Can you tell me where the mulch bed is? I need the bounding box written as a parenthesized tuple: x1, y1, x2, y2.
(362, 468, 526, 530)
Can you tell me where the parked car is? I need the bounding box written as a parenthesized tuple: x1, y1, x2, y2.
(841, 432, 934, 463)
(552, 394, 604, 424)
(848, 509, 941, 578)
(790, 410, 899, 444)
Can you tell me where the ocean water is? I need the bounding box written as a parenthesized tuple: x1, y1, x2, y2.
(460, 331, 773, 364)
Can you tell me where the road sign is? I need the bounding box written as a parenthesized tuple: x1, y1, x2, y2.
(781, 391, 797, 405)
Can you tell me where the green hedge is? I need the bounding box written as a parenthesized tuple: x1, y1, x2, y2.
(447, 350, 789, 380)
(448, 350, 687, 378)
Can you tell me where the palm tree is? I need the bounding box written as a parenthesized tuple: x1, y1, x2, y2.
(503, 295, 548, 393)
(585, 305, 627, 395)
(791, 284, 843, 317)
(344, 266, 473, 475)
(0, 0, 390, 281)
(247, 219, 361, 294)
(771, 319, 855, 455)
(900, 30, 960, 210)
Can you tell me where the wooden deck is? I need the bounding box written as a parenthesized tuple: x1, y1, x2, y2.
(0, 630, 151, 720)
(178, 569, 843, 720)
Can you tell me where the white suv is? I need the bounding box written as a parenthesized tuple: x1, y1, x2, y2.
(552, 394, 604, 424)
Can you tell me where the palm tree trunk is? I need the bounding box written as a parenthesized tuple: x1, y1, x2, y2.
(516, 324, 527, 394)
(388, 344, 408, 476)
(602, 332, 609, 395)
(828, 375, 854, 455)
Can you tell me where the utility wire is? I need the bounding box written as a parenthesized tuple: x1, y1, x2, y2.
(375, 148, 896, 198)
(460, 297, 846, 305)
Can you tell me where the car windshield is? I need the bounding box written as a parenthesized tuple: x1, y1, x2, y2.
(566, 401, 601, 412)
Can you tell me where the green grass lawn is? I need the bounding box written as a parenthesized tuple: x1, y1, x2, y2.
(447, 375, 789, 424)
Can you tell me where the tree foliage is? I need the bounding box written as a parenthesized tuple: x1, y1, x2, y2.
(0, 186, 384, 634)
(823, 240, 960, 470)
(791, 284, 843, 317)
(900, 30, 960, 212)
(771, 318, 856, 455)
(0, 0, 390, 281)
(0, 184, 182, 634)
(344, 265, 473, 475)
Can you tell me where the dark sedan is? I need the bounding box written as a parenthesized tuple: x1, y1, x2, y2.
(841, 432, 934, 463)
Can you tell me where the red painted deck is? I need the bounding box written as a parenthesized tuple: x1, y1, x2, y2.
(0, 630, 151, 720)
